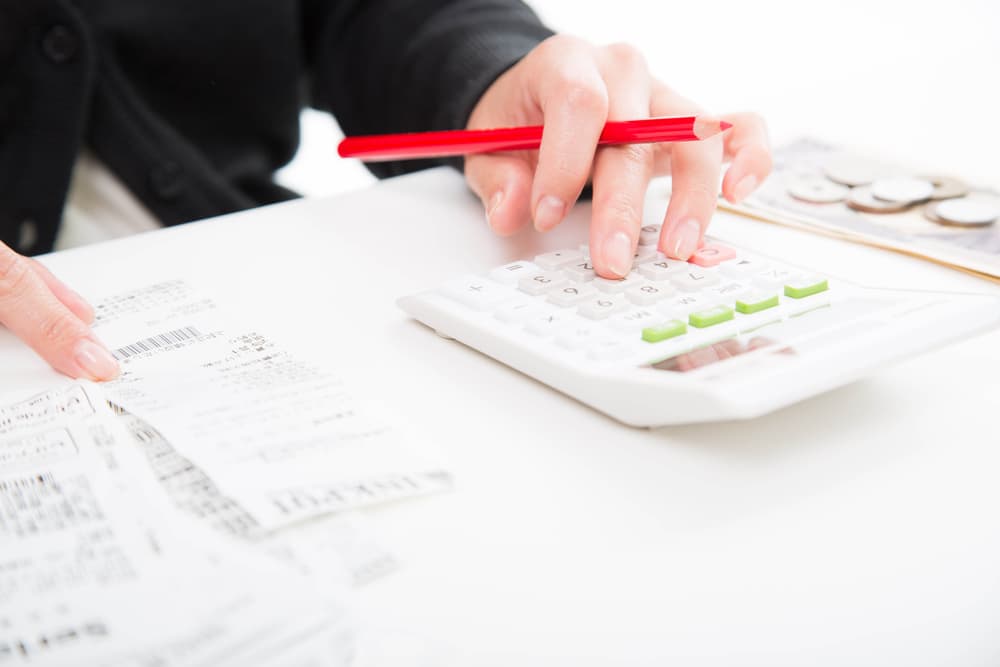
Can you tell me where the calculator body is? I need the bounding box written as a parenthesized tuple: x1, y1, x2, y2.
(399, 238, 1000, 427)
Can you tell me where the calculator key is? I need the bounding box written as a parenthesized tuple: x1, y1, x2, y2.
(488, 261, 541, 286)
(688, 243, 737, 268)
(494, 299, 547, 324)
(534, 250, 583, 270)
(633, 245, 658, 266)
(638, 224, 660, 246)
(785, 293, 832, 317)
(518, 271, 569, 296)
(689, 305, 735, 328)
(719, 257, 771, 278)
(784, 276, 830, 299)
(593, 274, 639, 293)
(734, 290, 780, 314)
(659, 293, 722, 317)
(708, 281, 752, 303)
(625, 281, 676, 305)
(555, 324, 604, 350)
(609, 308, 661, 333)
(578, 296, 627, 320)
(524, 310, 575, 336)
(736, 310, 784, 335)
(641, 319, 687, 343)
(547, 283, 597, 307)
(638, 258, 688, 281)
(441, 276, 511, 311)
(586, 339, 634, 362)
(563, 259, 597, 282)
(754, 267, 803, 291)
(671, 268, 722, 292)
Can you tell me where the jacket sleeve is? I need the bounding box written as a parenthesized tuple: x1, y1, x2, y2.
(303, 0, 553, 178)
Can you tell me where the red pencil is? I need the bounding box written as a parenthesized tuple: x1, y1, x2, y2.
(337, 116, 731, 162)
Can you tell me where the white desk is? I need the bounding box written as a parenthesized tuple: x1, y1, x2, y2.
(4, 169, 1000, 666)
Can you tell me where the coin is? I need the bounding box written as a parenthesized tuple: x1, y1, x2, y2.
(787, 176, 849, 203)
(823, 154, 895, 187)
(870, 177, 935, 204)
(846, 185, 912, 213)
(919, 174, 970, 200)
(924, 198, 999, 227)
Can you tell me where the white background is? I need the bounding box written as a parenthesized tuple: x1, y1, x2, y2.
(17, 5, 1000, 662)
(278, 0, 1000, 198)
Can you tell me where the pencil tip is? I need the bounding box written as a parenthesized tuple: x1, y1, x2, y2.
(720, 121, 733, 131)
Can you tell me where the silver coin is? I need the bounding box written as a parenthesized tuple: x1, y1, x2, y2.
(924, 198, 999, 227)
(919, 174, 970, 200)
(870, 177, 935, 204)
(787, 176, 849, 204)
(823, 154, 895, 187)
(846, 185, 912, 214)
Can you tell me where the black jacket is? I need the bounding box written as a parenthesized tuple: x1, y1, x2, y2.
(0, 0, 552, 255)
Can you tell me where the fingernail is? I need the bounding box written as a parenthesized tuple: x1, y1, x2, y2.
(732, 175, 759, 203)
(602, 231, 633, 278)
(485, 190, 504, 230)
(534, 195, 565, 232)
(667, 219, 701, 260)
(74, 339, 120, 381)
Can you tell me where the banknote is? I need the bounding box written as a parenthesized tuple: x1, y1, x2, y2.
(718, 138, 1000, 281)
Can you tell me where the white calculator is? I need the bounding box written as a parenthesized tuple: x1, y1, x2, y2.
(398, 226, 1000, 427)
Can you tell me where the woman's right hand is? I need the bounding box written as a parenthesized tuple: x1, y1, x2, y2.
(0, 241, 119, 380)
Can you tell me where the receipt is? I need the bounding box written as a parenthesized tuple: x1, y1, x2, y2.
(117, 409, 399, 586)
(0, 384, 354, 666)
(92, 281, 450, 532)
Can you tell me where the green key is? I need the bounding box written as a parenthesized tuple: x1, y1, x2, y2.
(735, 292, 779, 314)
(784, 277, 829, 299)
(641, 319, 687, 343)
(689, 305, 734, 328)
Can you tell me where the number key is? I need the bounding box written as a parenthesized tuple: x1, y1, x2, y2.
(638, 257, 687, 281)
(625, 281, 676, 305)
(534, 250, 583, 270)
(518, 271, 568, 296)
(547, 283, 597, 307)
(578, 296, 627, 320)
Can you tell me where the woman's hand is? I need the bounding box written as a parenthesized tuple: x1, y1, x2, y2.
(465, 35, 772, 278)
(0, 241, 119, 380)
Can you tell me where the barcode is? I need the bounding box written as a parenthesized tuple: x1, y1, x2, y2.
(112, 326, 202, 360)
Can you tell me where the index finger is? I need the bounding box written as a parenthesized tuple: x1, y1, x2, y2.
(0, 244, 118, 380)
(527, 37, 609, 232)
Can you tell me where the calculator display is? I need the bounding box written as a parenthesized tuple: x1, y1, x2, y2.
(647, 336, 784, 373)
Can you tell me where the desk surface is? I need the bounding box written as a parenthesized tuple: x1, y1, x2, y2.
(4, 169, 1000, 666)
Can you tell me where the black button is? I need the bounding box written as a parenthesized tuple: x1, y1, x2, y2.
(149, 162, 185, 200)
(41, 25, 80, 64)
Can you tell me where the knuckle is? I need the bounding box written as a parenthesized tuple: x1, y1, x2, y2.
(0, 250, 32, 299)
(557, 77, 608, 115)
(617, 143, 655, 169)
(538, 33, 589, 58)
(600, 190, 643, 227)
(758, 149, 774, 176)
(38, 311, 87, 348)
(682, 182, 720, 207)
(604, 42, 647, 72)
